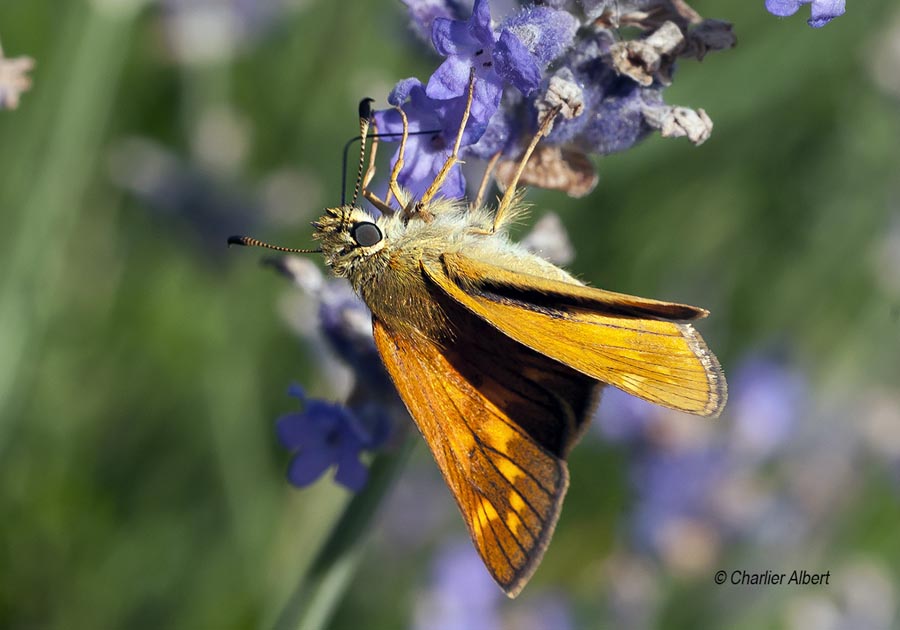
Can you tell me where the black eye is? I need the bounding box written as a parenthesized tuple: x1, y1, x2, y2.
(351, 222, 382, 247)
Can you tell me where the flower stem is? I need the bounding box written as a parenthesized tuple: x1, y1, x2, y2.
(273, 434, 416, 630)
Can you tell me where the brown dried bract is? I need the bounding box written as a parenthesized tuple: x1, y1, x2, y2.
(643, 105, 713, 145)
(683, 19, 737, 61)
(535, 69, 585, 135)
(610, 21, 684, 87)
(496, 145, 598, 198)
(594, 0, 700, 31)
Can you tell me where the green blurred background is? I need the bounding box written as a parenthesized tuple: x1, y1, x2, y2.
(2, 1, 900, 628)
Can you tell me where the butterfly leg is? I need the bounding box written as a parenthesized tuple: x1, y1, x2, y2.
(384, 105, 409, 208)
(470, 150, 502, 212)
(362, 116, 379, 193)
(363, 191, 397, 215)
(409, 67, 477, 218)
(492, 106, 561, 233)
(359, 116, 398, 215)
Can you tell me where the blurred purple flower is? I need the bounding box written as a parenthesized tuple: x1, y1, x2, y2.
(412, 539, 575, 629)
(157, 0, 291, 64)
(315, 275, 389, 387)
(268, 255, 394, 393)
(265, 256, 406, 493)
(505, 592, 575, 630)
(413, 540, 501, 630)
(594, 387, 661, 444)
(109, 138, 260, 255)
(402, 0, 466, 42)
(765, 0, 846, 28)
(277, 385, 389, 491)
(591, 351, 818, 571)
(730, 356, 805, 460)
(631, 447, 726, 550)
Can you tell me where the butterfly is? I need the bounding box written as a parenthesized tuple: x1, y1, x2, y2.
(231, 70, 727, 597)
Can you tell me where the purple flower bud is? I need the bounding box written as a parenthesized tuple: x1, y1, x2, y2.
(502, 6, 579, 67)
(493, 30, 542, 95)
(765, 0, 846, 28)
(401, 0, 465, 42)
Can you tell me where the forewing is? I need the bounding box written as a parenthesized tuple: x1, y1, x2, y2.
(372, 317, 598, 597)
(442, 250, 710, 321)
(426, 252, 727, 417)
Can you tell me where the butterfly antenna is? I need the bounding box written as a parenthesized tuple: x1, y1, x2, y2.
(227, 235, 321, 254)
(349, 98, 375, 207)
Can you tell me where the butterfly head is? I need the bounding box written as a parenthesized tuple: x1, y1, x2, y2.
(313, 205, 387, 281)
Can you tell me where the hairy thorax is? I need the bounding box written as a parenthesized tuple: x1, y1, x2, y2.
(314, 201, 471, 336)
(313, 199, 579, 339)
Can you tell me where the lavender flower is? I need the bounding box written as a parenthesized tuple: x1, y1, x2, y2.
(413, 540, 502, 630)
(593, 354, 813, 575)
(765, 0, 846, 28)
(729, 356, 805, 460)
(427, 0, 572, 108)
(413, 540, 576, 630)
(157, 0, 292, 64)
(108, 137, 262, 254)
(376, 0, 580, 198)
(277, 385, 389, 491)
(268, 253, 395, 393)
(594, 386, 662, 444)
(378, 0, 733, 200)
(630, 447, 726, 559)
(265, 255, 402, 492)
(504, 593, 575, 630)
(374, 78, 469, 200)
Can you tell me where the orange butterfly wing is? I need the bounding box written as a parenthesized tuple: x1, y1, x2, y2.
(372, 316, 599, 597)
(424, 252, 727, 417)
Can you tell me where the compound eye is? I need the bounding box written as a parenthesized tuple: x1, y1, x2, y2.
(351, 222, 382, 248)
